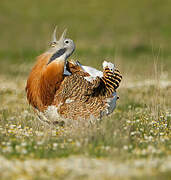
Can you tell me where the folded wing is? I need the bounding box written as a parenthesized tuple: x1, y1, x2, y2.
(51, 61, 122, 121)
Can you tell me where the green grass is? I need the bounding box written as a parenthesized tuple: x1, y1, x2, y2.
(0, 0, 171, 179)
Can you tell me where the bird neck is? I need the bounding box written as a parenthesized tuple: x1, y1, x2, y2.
(56, 53, 67, 61)
(26, 53, 65, 111)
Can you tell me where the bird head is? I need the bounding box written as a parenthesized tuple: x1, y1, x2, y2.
(47, 26, 75, 65)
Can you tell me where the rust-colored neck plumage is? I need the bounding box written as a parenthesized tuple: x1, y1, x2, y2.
(26, 53, 65, 111)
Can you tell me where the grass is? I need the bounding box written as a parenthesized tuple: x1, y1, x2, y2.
(0, 0, 171, 179)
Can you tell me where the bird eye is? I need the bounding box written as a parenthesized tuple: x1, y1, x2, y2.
(65, 40, 69, 44)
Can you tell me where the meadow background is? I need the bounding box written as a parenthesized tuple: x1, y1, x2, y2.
(0, 0, 171, 179)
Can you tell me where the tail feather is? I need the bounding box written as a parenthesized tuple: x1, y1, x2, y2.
(101, 62, 122, 96)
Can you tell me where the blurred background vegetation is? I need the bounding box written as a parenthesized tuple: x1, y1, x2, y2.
(0, 0, 171, 79)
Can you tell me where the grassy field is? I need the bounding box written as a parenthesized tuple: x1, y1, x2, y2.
(0, 0, 171, 179)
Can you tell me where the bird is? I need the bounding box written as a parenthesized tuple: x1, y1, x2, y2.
(26, 27, 122, 125)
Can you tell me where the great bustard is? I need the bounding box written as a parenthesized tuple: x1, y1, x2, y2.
(26, 28, 122, 125)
